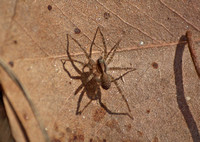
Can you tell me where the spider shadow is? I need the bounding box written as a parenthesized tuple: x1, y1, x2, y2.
(174, 35, 200, 142)
(61, 59, 101, 113)
(61, 27, 135, 120)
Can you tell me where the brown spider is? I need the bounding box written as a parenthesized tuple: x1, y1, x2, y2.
(61, 27, 136, 119)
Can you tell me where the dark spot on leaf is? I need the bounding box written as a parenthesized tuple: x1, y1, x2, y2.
(73, 135, 84, 141)
(137, 131, 143, 137)
(74, 28, 81, 34)
(90, 138, 93, 142)
(146, 109, 150, 114)
(8, 61, 14, 67)
(104, 12, 110, 19)
(13, 40, 17, 44)
(68, 129, 84, 142)
(122, 30, 126, 35)
(153, 136, 159, 142)
(66, 127, 72, 133)
(106, 119, 118, 129)
(105, 119, 121, 133)
(103, 139, 106, 142)
(51, 138, 60, 142)
(54, 123, 58, 132)
(124, 124, 132, 132)
(48, 5, 52, 11)
(152, 62, 158, 69)
(23, 113, 29, 120)
(59, 132, 65, 138)
(93, 107, 106, 122)
(73, 135, 77, 140)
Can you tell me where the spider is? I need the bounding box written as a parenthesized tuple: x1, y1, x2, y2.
(61, 27, 136, 119)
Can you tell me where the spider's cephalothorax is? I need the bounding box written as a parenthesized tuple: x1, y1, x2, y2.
(61, 27, 136, 119)
(96, 56, 111, 90)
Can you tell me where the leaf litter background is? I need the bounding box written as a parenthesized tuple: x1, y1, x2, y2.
(0, 0, 200, 142)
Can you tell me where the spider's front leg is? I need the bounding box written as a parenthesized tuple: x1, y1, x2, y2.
(66, 34, 82, 75)
(61, 59, 81, 80)
(82, 58, 96, 73)
(111, 68, 136, 82)
(98, 27, 108, 60)
(105, 38, 122, 65)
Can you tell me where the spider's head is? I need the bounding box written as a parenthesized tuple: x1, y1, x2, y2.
(97, 56, 107, 73)
(101, 73, 111, 90)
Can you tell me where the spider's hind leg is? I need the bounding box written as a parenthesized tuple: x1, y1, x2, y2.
(109, 74, 133, 113)
(76, 88, 93, 115)
(111, 68, 136, 82)
(98, 94, 133, 120)
(76, 89, 86, 115)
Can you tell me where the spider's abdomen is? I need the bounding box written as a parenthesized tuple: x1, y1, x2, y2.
(101, 73, 111, 90)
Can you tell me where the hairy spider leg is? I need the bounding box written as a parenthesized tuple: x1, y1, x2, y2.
(70, 32, 100, 72)
(111, 68, 136, 82)
(98, 27, 108, 60)
(77, 100, 92, 115)
(106, 39, 122, 65)
(89, 27, 100, 58)
(76, 88, 86, 115)
(61, 61, 90, 115)
(98, 91, 133, 120)
(66, 34, 82, 75)
(70, 59, 85, 66)
(109, 67, 134, 71)
(74, 84, 84, 96)
(61, 59, 81, 80)
(61, 59, 84, 98)
(110, 75, 132, 113)
(69, 35, 90, 59)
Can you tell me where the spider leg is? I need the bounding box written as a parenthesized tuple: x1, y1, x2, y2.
(66, 58, 90, 73)
(111, 68, 136, 82)
(109, 67, 135, 71)
(61, 59, 81, 79)
(98, 94, 133, 120)
(71, 59, 85, 66)
(89, 27, 99, 58)
(70, 35, 90, 59)
(76, 89, 86, 115)
(74, 84, 84, 95)
(61, 58, 85, 71)
(78, 100, 92, 115)
(109, 75, 131, 113)
(66, 34, 82, 75)
(106, 39, 122, 65)
(98, 27, 108, 60)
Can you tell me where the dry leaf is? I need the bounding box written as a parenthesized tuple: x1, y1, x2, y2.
(0, 0, 200, 142)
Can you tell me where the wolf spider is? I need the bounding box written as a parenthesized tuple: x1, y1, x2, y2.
(61, 27, 136, 119)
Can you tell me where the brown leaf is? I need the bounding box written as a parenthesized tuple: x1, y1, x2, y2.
(0, 0, 200, 142)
